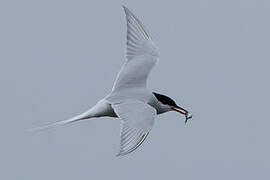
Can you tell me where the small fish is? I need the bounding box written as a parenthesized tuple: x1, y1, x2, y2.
(185, 112, 192, 124)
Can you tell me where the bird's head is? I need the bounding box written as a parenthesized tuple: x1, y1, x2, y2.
(153, 92, 192, 124)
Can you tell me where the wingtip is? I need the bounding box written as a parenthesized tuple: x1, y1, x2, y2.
(116, 152, 123, 157)
(122, 5, 131, 14)
(116, 149, 133, 157)
(122, 5, 128, 14)
(116, 152, 128, 157)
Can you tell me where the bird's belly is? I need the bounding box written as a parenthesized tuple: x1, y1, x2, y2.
(101, 104, 118, 117)
(90, 99, 118, 118)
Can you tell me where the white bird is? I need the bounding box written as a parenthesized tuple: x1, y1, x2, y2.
(33, 6, 192, 156)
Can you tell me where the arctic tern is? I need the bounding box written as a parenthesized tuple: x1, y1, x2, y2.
(33, 6, 192, 156)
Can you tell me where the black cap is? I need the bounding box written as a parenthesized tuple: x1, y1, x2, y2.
(153, 92, 177, 106)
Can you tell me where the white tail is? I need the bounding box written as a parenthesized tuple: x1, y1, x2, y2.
(28, 113, 90, 132)
(29, 99, 112, 132)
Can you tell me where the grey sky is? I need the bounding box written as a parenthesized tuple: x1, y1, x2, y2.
(1, 0, 269, 179)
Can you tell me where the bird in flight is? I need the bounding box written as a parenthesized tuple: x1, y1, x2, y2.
(33, 6, 192, 156)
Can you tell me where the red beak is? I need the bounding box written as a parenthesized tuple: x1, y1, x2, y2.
(171, 106, 188, 115)
(171, 106, 192, 124)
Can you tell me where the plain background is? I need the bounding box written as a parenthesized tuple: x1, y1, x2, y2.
(1, 0, 269, 179)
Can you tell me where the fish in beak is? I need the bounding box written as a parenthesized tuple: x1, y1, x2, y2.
(171, 106, 192, 124)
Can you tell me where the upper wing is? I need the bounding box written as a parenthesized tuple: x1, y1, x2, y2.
(112, 6, 159, 92)
(112, 100, 157, 156)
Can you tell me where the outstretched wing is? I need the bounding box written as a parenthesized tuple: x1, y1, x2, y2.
(112, 100, 157, 156)
(112, 6, 159, 92)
